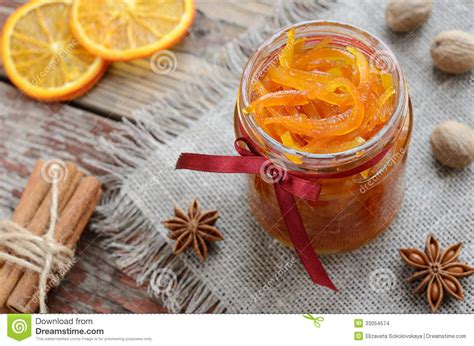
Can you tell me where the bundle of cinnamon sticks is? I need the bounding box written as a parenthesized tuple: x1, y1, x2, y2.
(0, 159, 102, 313)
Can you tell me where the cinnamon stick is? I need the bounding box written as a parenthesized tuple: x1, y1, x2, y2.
(7, 176, 102, 313)
(0, 160, 51, 304)
(12, 160, 51, 226)
(0, 160, 51, 260)
(0, 162, 81, 306)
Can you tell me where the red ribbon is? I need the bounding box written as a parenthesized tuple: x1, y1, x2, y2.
(176, 137, 392, 291)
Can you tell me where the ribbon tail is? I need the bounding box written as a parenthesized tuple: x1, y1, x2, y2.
(274, 184, 338, 291)
(176, 153, 266, 174)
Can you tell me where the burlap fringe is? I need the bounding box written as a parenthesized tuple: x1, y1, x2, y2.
(89, 0, 336, 313)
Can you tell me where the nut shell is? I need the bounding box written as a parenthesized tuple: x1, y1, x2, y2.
(385, 0, 432, 33)
(431, 30, 474, 74)
(430, 120, 474, 169)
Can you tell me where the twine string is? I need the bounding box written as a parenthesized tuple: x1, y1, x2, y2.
(0, 164, 74, 313)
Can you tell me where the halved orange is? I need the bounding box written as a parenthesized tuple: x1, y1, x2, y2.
(70, 0, 195, 61)
(2, 0, 107, 101)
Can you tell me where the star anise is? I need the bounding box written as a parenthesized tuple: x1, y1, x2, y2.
(162, 198, 223, 261)
(400, 234, 474, 312)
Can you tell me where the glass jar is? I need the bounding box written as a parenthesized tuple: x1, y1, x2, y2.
(234, 21, 412, 254)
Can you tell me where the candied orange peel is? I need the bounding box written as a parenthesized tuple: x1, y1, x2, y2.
(245, 28, 396, 154)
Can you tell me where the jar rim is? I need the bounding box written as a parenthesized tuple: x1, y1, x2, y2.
(238, 20, 409, 170)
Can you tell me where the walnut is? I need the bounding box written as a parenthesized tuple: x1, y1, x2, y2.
(385, 0, 432, 33)
(430, 120, 474, 169)
(431, 30, 474, 74)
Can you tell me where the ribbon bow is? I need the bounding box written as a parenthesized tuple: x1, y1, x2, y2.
(176, 136, 392, 291)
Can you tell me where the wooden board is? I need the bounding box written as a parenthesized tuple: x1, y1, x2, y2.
(0, 82, 166, 313)
(0, 0, 262, 313)
(0, 0, 271, 119)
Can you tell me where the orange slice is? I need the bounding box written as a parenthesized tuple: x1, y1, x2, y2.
(70, 0, 195, 61)
(2, 0, 107, 101)
(52, 63, 109, 101)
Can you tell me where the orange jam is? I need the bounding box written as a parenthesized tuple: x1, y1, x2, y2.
(244, 28, 396, 156)
(235, 22, 412, 254)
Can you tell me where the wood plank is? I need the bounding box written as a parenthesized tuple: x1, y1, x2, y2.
(0, 82, 166, 313)
(0, 0, 269, 119)
(45, 231, 168, 314)
(0, 0, 268, 313)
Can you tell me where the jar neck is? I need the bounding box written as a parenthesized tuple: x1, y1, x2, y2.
(236, 20, 409, 174)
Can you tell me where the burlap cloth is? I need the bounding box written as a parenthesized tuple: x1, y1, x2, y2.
(94, 0, 473, 313)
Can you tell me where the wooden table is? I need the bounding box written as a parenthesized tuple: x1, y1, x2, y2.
(0, 0, 269, 313)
